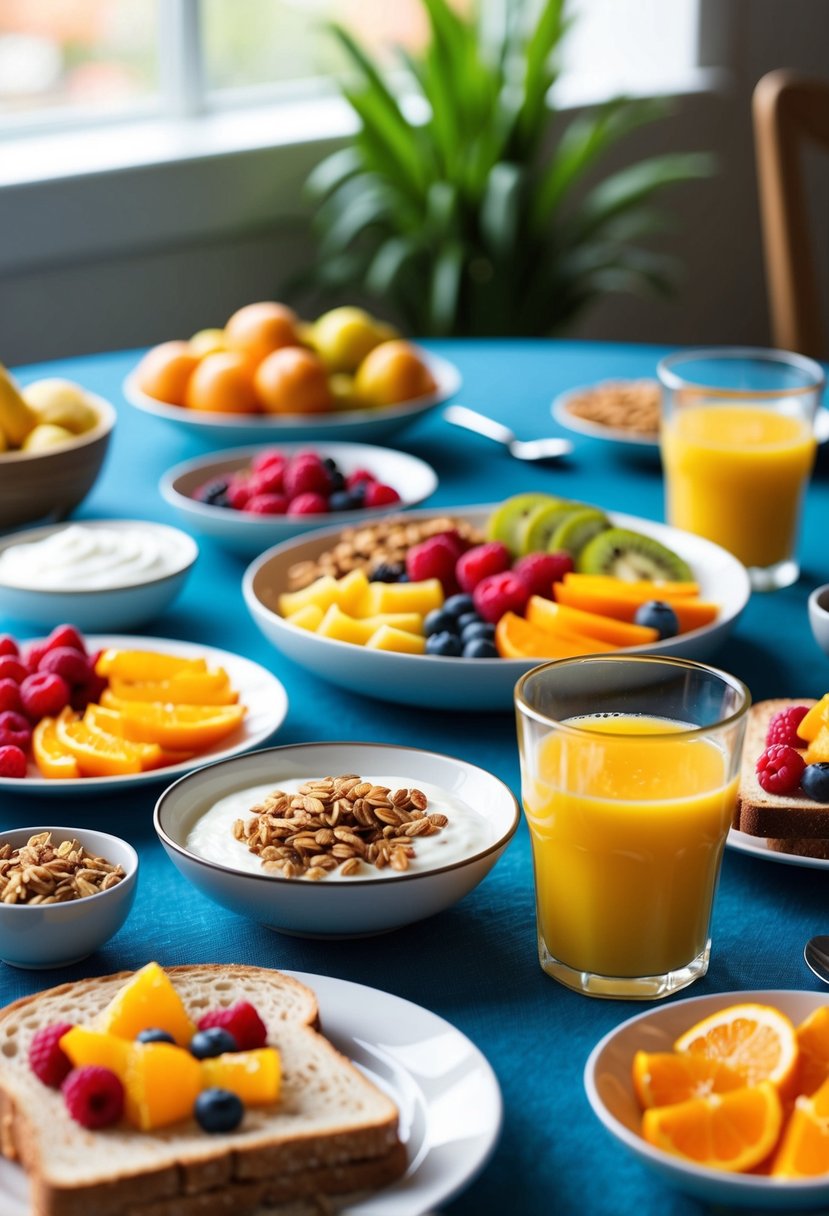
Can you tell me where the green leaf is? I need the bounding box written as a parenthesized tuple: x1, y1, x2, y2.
(428, 243, 465, 335)
(425, 180, 460, 236)
(480, 162, 524, 258)
(316, 186, 392, 259)
(305, 147, 363, 201)
(365, 235, 422, 296)
(515, 0, 566, 153)
(574, 152, 715, 241)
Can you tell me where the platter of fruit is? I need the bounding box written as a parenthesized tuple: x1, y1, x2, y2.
(123, 302, 461, 444)
(160, 442, 438, 556)
(0, 625, 288, 794)
(242, 496, 750, 711)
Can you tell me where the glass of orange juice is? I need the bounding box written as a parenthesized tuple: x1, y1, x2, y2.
(515, 655, 749, 1000)
(658, 347, 824, 591)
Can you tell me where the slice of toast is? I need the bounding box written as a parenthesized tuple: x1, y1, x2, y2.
(0, 965, 405, 1216)
(736, 698, 829, 857)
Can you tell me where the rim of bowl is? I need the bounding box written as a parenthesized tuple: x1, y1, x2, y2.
(0, 825, 138, 910)
(154, 740, 521, 886)
(0, 391, 117, 462)
(0, 518, 199, 597)
(809, 583, 829, 617)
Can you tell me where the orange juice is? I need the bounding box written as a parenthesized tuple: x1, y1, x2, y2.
(661, 404, 816, 568)
(522, 714, 737, 979)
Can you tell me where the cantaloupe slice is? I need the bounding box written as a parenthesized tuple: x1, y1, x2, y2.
(554, 584, 718, 632)
(562, 574, 700, 598)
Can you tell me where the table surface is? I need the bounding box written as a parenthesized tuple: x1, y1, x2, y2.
(1, 339, 828, 1216)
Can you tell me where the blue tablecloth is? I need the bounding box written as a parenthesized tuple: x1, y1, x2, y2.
(1, 340, 828, 1216)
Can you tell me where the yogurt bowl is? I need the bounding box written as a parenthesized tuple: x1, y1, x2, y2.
(0, 519, 198, 630)
(154, 742, 520, 937)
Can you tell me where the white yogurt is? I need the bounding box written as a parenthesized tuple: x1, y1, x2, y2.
(0, 523, 190, 591)
(186, 776, 494, 880)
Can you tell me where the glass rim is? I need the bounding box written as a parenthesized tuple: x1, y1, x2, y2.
(514, 654, 752, 739)
(656, 346, 825, 399)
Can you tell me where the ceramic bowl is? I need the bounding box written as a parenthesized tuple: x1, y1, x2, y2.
(0, 519, 198, 630)
(585, 988, 829, 1211)
(0, 826, 138, 969)
(0, 393, 116, 531)
(154, 741, 520, 937)
(159, 442, 439, 558)
(808, 584, 829, 660)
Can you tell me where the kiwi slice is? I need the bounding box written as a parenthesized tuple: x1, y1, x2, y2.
(518, 502, 586, 556)
(577, 527, 693, 581)
(486, 493, 561, 556)
(548, 508, 610, 558)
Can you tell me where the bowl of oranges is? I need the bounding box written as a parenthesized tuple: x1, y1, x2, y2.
(584, 989, 829, 1210)
(124, 302, 461, 445)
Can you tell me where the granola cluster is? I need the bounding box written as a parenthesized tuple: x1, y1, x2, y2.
(0, 832, 126, 905)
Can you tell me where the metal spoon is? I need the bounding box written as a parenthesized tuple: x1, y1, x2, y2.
(443, 404, 574, 462)
(804, 935, 829, 983)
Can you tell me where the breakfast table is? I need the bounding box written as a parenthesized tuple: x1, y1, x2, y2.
(1, 338, 828, 1216)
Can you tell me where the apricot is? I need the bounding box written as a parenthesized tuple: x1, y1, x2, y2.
(225, 301, 300, 365)
(254, 347, 333, 415)
(134, 341, 199, 407)
(185, 351, 260, 414)
(352, 340, 437, 407)
(312, 306, 392, 373)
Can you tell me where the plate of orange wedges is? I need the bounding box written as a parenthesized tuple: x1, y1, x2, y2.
(585, 989, 829, 1209)
(2, 635, 288, 795)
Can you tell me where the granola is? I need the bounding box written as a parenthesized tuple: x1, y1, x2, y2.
(0, 832, 126, 905)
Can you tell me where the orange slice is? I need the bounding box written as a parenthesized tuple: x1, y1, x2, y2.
(632, 1051, 745, 1109)
(561, 575, 700, 598)
(525, 596, 659, 647)
(82, 706, 191, 771)
(98, 693, 245, 750)
(554, 584, 719, 632)
(100, 961, 196, 1045)
(95, 649, 208, 681)
(771, 1074, 829, 1178)
(32, 716, 80, 780)
(55, 711, 145, 777)
(642, 1081, 783, 1172)
(107, 673, 237, 706)
(200, 1048, 281, 1105)
(494, 612, 615, 660)
(674, 1003, 800, 1093)
(795, 1005, 829, 1097)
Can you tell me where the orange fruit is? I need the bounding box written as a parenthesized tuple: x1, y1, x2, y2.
(495, 612, 615, 660)
(95, 649, 208, 682)
(98, 693, 245, 750)
(352, 339, 436, 407)
(134, 341, 199, 406)
(200, 1048, 281, 1106)
(254, 346, 333, 414)
(225, 301, 300, 365)
(632, 1051, 745, 1109)
(83, 705, 193, 770)
(55, 710, 147, 777)
(795, 1005, 829, 1096)
(124, 1041, 202, 1131)
(60, 1027, 132, 1077)
(185, 351, 260, 414)
(32, 715, 80, 779)
(674, 1003, 800, 1093)
(99, 961, 196, 1046)
(561, 575, 700, 598)
(771, 1074, 829, 1178)
(107, 670, 237, 706)
(642, 1081, 783, 1172)
(525, 596, 659, 647)
(554, 584, 719, 632)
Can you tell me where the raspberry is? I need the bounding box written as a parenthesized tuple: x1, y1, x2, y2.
(245, 493, 289, 516)
(19, 671, 70, 720)
(198, 1001, 267, 1050)
(345, 469, 376, 491)
(0, 656, 28, 684)
(512, 551, 574, 598)
(23, 642, 49, 672)
(0, 745, 27, 778)
(456, 543, 512, 594)
(38, 647, 91, 687)
(29, 1023, 75, 1087)
(756, 744, 806, 795)
(766, 705, 811, 748)
(0, 635, 19, 658)
(283, 454, 331, 499)
(287, 492, 329, 516)
(251, 450, 287, 477)
(45, 625, 87, 656)
(0, 679, 22, 713)
(0, 710, 31, 751)
(248, 463, 285, 496)
(406, 535, 461, 596)
(62, 1066, 124, 1129)
(70, 667, 108, 712)
(363, 482, 401, 508)
(225, 475, 252, 510)
(473, 571, 531, 624)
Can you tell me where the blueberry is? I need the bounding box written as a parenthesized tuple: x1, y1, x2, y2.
(328, 470, 346, 492)
(634, 600, 679, 640)
(322, 457, 342, 477)
(802, 763, 829, 802)
(370, 562, 406, 583)
(329, 490, 359, 512)
(426, 631, 462, 656)
(461, 621, 495, 644)
(195, 1088, 244, 1134)
(189, 1027, 239, 1059)
(195, 478, 231, 508)
(443, 594, 475, 618)
(457, 612, 480, 632)
(424, 608, 459, 636)
(463, 638, 498, 659)
(136, 1028, 176, 1045)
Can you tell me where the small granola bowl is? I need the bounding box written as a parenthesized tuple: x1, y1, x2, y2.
(0, 827, 138, 970)
(154, 742, 519, 938)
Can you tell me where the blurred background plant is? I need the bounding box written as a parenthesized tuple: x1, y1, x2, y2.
(306, 0, 714, 337)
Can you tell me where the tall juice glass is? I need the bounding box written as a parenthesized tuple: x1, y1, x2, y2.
(515, 656, 749, 1000)
(658, 347, 823, 591)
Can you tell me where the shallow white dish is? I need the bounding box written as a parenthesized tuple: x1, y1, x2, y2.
(1, 634, 288, 796)
(0, 520, 198, 630)
(551, 382, 661, 448)
(0, 968, 502, 1216)
(727, 827, 829, 871)
(242, 504, 751, 712)
(154, 741, 520, 937)
(123, 348, 461, 445)
(585, 988, 829, 1211)
(159, 442, 439, 558)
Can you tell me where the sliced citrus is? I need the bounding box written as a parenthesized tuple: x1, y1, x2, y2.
(95, 648, 208, 681)
(55, 711, 145, 777)
(771, 1074, 829, 1178)
(98, 693, 245, 750)
(795, 1005, 829, 1096)
(495, 612, 614, 660)
(81, 705, 190, 771)
(674, 1003, 799, 1092)
(560, 574, 700, 598)
(107, 672, 237, 706)
(642, 1081, 783, 1172)
(632, 1051, 745, 1109)
(32, 715, 80, 779)
(124, 1041, 202, 1131)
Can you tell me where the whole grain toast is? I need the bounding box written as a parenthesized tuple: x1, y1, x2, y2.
(0, 965, 406, 1216)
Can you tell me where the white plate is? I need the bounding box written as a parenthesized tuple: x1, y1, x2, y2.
(727, 827, 829, 871)
(159, 442, 439, 558)
(1, 635, 288, 796)
(243, 504, 751, 712)
(585, 988, 829, 1211)
(123, 349, 461, 446)
(0, 970, 502, 1216)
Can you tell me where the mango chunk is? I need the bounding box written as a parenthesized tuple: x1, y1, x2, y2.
(365, 625, 426, 654)
(285, 604, 325, 631)
(200, 1048, 281, 1106)
(278, 575, 339, 618)
(357, 578, 443, 617)
(124, 1041, 202, 1130)
(317, 604, 377, 645)
(334, 568, 370, 615)
(797, 695, 829, 743)
(60, 1027, 132, 1078)
(98, 961, 196, 1047)
(805, 723, 829, 764)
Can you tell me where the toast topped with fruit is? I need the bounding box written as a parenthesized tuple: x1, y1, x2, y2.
(0, 964, 405, 1216)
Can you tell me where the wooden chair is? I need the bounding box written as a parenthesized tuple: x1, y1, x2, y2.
(753, 69, 829, 360)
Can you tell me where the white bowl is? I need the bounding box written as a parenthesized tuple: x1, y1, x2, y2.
(0, 519, 198, 630)
(0, 826, 138, 969)
(242, 504, 752, 712)
(154, 741, 520, 938)
(159, 442, 439, 558)
(123, 349, 461, 445)
(808, 583, 829, 661)
(584, 988, 829, 1211)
